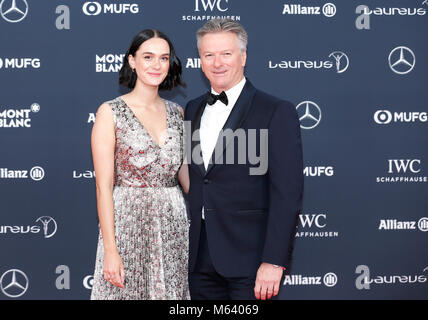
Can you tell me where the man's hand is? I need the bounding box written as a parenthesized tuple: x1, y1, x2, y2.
(254, 262, 284, 300)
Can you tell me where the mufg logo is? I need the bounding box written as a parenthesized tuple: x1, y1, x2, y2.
(82, 2, 139, 15)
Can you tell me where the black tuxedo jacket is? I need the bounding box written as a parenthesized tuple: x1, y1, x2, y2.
(184, 79, 303, 277)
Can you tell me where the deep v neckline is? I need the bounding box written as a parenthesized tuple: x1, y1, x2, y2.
(119, 96, 169, 149)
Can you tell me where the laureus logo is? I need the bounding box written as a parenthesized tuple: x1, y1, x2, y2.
(0, 216, 57, 238)
(355, 265, 428, 290)
(35, 216, 57, 238)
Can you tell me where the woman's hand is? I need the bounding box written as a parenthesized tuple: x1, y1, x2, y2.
(103, 250, 125, 288)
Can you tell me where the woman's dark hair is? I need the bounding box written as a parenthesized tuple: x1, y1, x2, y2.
(119, 29, 186, 90)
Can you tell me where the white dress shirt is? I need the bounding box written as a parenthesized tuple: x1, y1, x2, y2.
(200, 77, 246, 219)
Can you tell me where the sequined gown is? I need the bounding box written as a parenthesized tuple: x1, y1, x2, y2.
(91, 97, 190, 300)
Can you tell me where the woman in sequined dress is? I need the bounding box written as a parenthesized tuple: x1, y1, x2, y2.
(90, 29, 190, 300)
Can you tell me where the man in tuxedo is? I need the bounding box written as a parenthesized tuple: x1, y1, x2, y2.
(185, 19, 303, 300)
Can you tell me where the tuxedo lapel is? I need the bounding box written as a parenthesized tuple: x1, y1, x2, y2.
(205, 80, 257, 176)
(191, 98, 208, 177)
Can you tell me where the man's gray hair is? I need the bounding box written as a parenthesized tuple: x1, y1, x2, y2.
(196, 19, 248, 53)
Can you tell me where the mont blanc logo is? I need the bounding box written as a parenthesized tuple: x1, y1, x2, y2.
(283, 272, 337, 287)
(374, 110, 427, 124)
(0, 0, 28, 23)
(269, 51, 349, 73)
(388, 46, 415, 75)
(0, 216, 57, 238)
(296, 101, 321, 130)
(282, 3, 336, 17)
(295, 214, 339, 238)
(378, 217, 428, 232)
(355, 265, 428, 290)
(183, 0, 240, 22)
(0, 269, 29, 298)
(0, 57, 40, 69)
(0, 166, 45, 181)
(376, 159, 427, 183)
(0, 103, 40, 128)
(96, 54, 124, 73)
(82, 1, 139, 16)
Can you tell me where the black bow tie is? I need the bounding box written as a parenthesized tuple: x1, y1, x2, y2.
(206, 91, 228, 106)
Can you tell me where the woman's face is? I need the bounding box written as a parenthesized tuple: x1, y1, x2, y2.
(128, 37, 170, 89)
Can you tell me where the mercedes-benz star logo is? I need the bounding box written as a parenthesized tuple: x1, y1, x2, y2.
(296, 101, 322, 130)
(0, 269, 29, 298)
(329, 51, 349, 73)
(0, 0, 28, 23)
(388, 46, 415, 75)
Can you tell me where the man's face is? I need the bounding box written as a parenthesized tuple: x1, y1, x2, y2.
(199, 31, 246, 93)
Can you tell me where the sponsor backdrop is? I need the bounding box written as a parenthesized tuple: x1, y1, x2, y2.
(0, 0, 427, 300)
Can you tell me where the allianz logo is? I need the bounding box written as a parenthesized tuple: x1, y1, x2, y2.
(374, 110, 427, 124)
(357, 5, 426, 16)
(73, 170, 95, 179)
(355, 265, 428, 290)
(282, 3, 336, 17)
(185, 58, 201, 69)
(283, 272, 337, 287)
(88, 113, 95, 123)
(0, 166, 44, 181)
(269, 51, 349, 73)
(378, 218, 428, 232)
(95, 54, 125, 73)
